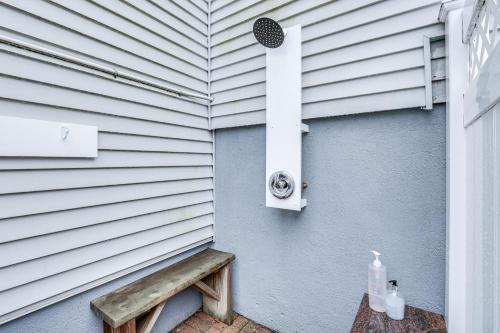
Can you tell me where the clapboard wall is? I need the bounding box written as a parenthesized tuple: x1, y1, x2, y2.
(0, 0, 212, 324)
(209, 0, 445, 129)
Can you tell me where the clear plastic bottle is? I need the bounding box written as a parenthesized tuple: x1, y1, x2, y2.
(385, 280, 405, 320)
(368, 250, 387, 312)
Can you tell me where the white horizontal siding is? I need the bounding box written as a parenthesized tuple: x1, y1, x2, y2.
(124, 0, 207, 45)
(211, 88, 426, 129)
(0, 213, 214, 291)
(0, 229, 213, 321)
(0, 151, 213, 170)
(0, 48, 208, 118)
(211, 48, 426, 94)
(89, 0, 208, 59)
(98, 133, 213, 153)
(189, 0, 209, 14)
(0, 100, 211, 141)
(0, 0, 213, 325)
(0, 178, 213, 219)
(0, 191, 214, 243)
(0, 211, 214, 270)
(49, 0, 207, 70)
(211, 0, 233, 13)
(0, 1, 207, 94)
(150, 0, 208, 35)
(0, 167, 213, 194)
(209, 0, 445, 129)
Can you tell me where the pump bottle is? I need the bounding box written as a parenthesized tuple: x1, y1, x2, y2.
(385, 280, 405, 320)
(368, 250, 387, 312)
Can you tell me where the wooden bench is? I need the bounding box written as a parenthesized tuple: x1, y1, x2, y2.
(90, 249, 235, 333)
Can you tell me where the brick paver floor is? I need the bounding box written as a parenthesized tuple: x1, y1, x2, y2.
(170, 310, 276, 333)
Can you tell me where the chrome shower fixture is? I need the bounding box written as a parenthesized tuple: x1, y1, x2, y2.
(269, 170, 295, 199)
(253, 17, 285, 48)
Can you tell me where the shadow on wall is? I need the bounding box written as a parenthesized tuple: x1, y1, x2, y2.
(214, 106, 446, 333)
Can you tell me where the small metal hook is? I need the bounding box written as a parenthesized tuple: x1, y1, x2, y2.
(60, 126, 70, 141)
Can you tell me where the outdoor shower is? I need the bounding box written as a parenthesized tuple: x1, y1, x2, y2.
(253, 17, 285, 49)
(253, 18, 307, 211)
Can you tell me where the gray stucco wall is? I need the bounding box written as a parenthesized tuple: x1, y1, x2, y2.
(214, 105, 446, 332)
(0, 246, 207, 333)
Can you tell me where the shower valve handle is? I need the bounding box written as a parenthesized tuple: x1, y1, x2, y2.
(269, 171, 295, 199)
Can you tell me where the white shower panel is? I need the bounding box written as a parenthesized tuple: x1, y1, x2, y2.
(266, 24, 305, 211)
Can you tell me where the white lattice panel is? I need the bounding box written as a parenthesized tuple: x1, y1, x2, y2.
(469, 0, 500, 79)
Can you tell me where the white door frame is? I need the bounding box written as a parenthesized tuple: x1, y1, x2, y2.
(442, 0, 500, 331)
(439, 1, 467, 332)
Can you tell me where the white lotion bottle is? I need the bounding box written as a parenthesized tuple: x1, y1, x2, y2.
(385, 280, 405, 320)
(368, 250, 387, 312)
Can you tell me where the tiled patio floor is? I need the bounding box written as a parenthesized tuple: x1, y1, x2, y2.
(170, 310, 276, 333)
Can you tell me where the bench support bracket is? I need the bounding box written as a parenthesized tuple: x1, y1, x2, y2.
(104, 320, 136, 333)
(202, 263, 233, 325)
(193, 281, 220, 301)
(137, 301, 166, 333)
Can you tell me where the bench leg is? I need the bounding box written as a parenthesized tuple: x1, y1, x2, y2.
(202, 263, 233, 325)
(137, 301, 166, 333)
(104, 319, 136, 333)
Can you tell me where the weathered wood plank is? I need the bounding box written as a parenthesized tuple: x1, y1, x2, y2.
(136, 301, 166, 333)
(91, 249, 235, 328)
(193, 280, 220, 301)
(104, 319, 136, 333)
(202, 264, 233, 325)
(350, 294, 446, 333)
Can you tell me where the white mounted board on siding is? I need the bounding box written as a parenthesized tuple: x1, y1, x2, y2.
(0, 116, 97, 157)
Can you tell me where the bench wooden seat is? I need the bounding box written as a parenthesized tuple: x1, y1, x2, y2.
(90, 249, 235, 333)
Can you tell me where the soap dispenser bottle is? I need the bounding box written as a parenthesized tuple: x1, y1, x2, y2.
(368, 250, 387, 312)
(385, 280, 405, 320)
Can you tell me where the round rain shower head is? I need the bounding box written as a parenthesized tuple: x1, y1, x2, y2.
(253, 17, 285, 48)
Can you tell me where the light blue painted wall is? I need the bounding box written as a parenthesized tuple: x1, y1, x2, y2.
(213, 106, 446, 332)
(0, 246, 208, 333)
